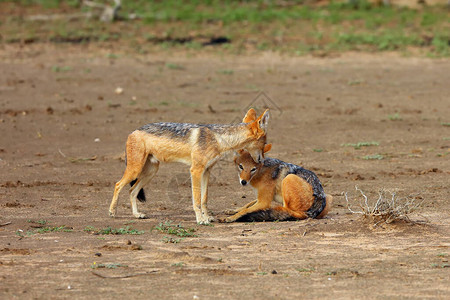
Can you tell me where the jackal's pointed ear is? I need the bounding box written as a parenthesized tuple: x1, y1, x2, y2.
(248, 109, 269, 137)
(263, 143, 272, 154)
(257, 109, 270, 133)
(243, 108, 257, 123)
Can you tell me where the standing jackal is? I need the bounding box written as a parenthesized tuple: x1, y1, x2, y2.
(224, 144, 332, 222)
(109, 108, 269, 224)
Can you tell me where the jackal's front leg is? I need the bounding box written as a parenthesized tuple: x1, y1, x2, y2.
(225, 200, 270, 222)
(200, 168, 214, 223)
(225, 189, 274, 222)
(224, 199, 257, 215)
(190, 165, 210, 225)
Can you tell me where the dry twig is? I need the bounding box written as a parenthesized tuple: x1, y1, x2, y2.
(344, 186, 423, 224)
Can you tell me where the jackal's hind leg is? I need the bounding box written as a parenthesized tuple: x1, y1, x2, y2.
(129, 157, 159, 219)
(282, 174, 314, 215)
(109, 170, 140, 217)
(109, 136, 148, 217)
(110, 178, 128, 217)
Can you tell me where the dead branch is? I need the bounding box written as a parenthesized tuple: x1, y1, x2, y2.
(344, 186, 423, 224)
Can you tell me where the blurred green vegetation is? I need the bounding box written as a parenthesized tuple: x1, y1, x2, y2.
(0, 0, 449, 56)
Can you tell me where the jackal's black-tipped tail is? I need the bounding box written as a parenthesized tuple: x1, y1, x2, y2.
(235, 208, 298, 222)
(137, 189, 146, 202)
(130, 179, 146, 202)
(306, 194, 327, 219)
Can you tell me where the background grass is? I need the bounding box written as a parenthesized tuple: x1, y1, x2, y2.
(0, 0, 449, 56)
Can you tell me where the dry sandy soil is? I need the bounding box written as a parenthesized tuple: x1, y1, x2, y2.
(0, 44, 449, 299)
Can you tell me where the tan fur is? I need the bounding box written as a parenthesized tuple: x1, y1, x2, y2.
(224, 145, 332, 222)
(109, 108, 269, 224)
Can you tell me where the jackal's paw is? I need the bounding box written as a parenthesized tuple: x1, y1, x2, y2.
(223, 209, 238, 215)
(197, 220, 211, 225)
(109, 210, 116, 218)
(133, 212, 147, 219)
(224, 216, 236, 223)
(196, 213, 214, 225)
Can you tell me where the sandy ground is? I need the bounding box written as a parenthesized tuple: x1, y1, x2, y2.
(0, 44, 449, 299)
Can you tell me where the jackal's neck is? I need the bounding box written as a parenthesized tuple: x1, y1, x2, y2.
(216, 123, 252, 152)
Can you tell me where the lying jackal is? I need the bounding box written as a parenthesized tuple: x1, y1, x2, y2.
(225, 144, 332, 222)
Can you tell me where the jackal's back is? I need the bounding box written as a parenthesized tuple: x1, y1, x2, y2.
(138, 122, 242, 138)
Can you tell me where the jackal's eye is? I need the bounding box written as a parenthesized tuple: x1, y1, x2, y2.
(251, 167, 257, 173)
(239, 164, 244, 170)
